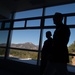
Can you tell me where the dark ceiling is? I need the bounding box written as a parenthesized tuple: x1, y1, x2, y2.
(0, 0, 75, 19)
(0, 0, 75, 12)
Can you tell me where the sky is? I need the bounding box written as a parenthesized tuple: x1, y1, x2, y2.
(0, 3, 75, 47)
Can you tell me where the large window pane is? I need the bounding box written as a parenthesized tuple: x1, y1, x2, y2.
(0, 30, 9, 47)
(41, 29, 75, 66)
(15, 8, 43, 19)
(11, 30, 40, 50)
(9, 49, 38, 65)
(45, 3, 75, 16)
(27, 19, 41, 27)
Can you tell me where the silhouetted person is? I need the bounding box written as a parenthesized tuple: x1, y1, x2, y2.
(52, 12, 71, 75)
(43, 12, 71, 75)
(40, 31, 53, 75)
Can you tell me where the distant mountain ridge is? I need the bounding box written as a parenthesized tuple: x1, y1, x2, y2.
(11, 42, 38, 50)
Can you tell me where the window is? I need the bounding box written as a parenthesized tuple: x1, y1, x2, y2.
(4, 22, 10, 28)
(67, 28, 75, 66)
(68, 28, 75, 54)
(15, 8, 43, 19)
(67, 16, 75, 25)
(9, 49, 38, 65)
(44, 18, 55, 26)
(0, 48, 6, 57)
(27, 19, 41, 27)
(13, 21, 25, 28)
(41, 29, 55, 49)
(45, 3, 75, 16)
(11, 30, 40, 50)
(0, 30, 9, 47)
(0, 3, 75, 66)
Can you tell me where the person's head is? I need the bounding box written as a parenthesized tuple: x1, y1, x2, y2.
(46, 31, 52, 39)
(53, 12, 63, 25)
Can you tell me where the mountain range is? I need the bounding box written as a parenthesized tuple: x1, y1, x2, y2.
(10, 42, 38, 50)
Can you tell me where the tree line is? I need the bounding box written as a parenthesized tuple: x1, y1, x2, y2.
(0, 41, 75, 62)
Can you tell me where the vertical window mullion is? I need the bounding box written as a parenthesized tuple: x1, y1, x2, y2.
(4, 12, 15, 59)
(37, 7, 45, 65)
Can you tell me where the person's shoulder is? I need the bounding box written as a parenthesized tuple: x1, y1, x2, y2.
(63, 24, 69, 29)
(50, 37, 52, 39)
(63, 24, 70, 32)
(44, 40, 48, 43)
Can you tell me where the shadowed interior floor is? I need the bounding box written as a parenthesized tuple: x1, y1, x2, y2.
(0, 58, 75, 75)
